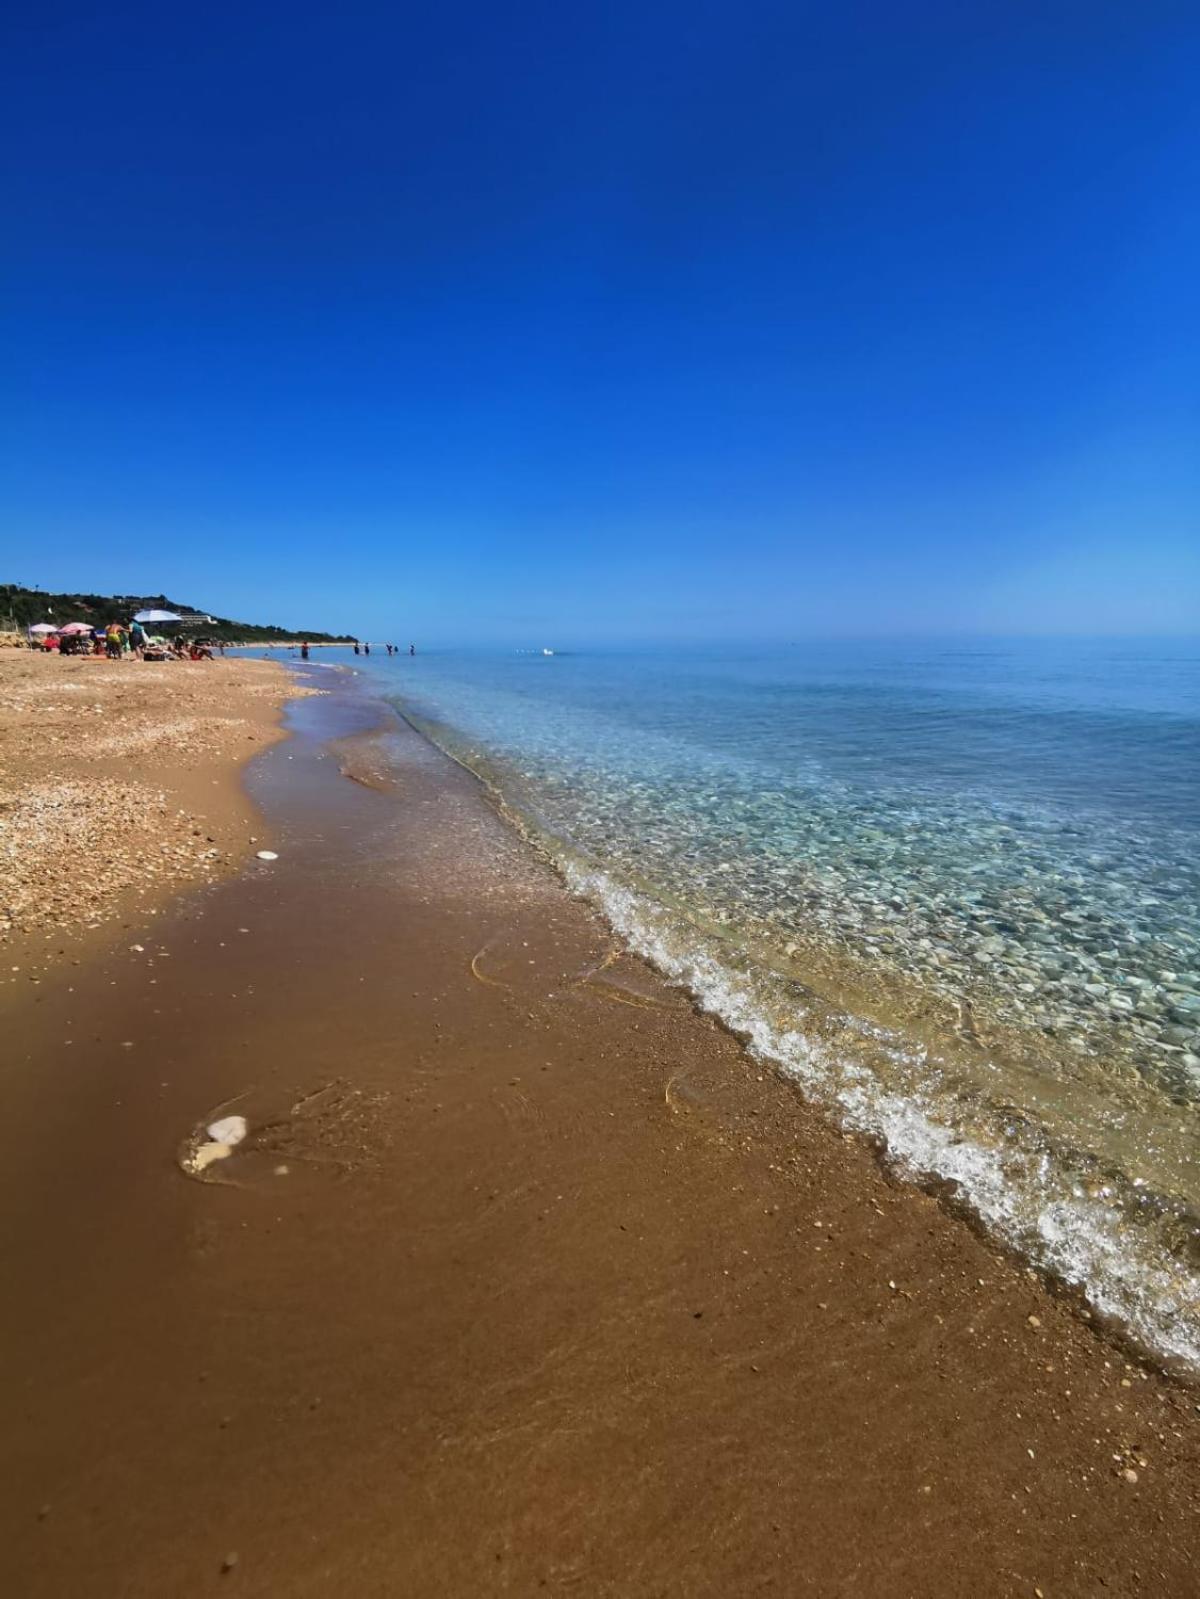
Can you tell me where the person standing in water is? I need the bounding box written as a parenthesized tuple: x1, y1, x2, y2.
(300, 640, 309, 659)
(409, 642, 415, 656)
(364, 642, 370, 655)
(353, 642, 360, 655)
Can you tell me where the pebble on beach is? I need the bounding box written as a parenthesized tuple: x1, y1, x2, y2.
(0, 653, 300, 956)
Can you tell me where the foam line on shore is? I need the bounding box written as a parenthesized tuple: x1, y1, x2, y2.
(384, 691, 1199, 1377)
(564, 859, 1200, 1378)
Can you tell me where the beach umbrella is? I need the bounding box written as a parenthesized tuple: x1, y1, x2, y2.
(57, 622, 93, 635)
(133, 608, 182, 624)
(28, 622, 57, 634)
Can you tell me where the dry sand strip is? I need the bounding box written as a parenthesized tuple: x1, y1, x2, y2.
(0, 650, 317, 982)
(2, 678, 1199, 1598)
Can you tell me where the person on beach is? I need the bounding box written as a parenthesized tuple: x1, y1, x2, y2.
(300, 640, 309, 659)
(353, 642, 360, 655)
(364, 642, 370, 655)
(105, 622, 122, 659)
(409, 642, 415, 656)
(129, 618, 147, 658)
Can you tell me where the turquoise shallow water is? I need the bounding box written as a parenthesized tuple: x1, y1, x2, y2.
(286, 639, 1200, 1369)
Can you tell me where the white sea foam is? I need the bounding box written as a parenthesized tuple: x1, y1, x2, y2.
(566, 859, 1200, 1377)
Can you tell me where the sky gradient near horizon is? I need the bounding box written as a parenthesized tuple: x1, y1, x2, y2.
(3, 1, 1198, 642)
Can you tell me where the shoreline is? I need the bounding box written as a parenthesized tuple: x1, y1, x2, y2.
(376, 694, 1200, 1379)
(3, 667, 1199, 1594)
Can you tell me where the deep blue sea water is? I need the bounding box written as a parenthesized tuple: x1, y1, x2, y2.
(271, 639, 1200, 1370)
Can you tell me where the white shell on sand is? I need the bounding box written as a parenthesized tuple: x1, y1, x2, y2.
(256, 849, 279, 861)
(189, 1141, 233, 1173)
(206, 1115, 248, 1146)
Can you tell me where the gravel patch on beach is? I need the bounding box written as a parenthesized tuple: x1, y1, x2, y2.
(0, 778, 227, 940)
(89, 714, 256, 759)
(0, 653, 298, 949)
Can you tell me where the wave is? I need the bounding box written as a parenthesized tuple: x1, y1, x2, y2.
(564, 859, 1200, 1378)
(388, 694, 1200, 1378)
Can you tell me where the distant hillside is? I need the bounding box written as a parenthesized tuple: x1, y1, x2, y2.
(1, 584, 356, 644)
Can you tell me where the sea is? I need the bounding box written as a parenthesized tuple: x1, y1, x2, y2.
(295, 638, 1200, 1372)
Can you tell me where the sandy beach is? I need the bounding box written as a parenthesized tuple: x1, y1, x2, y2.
(0, 650, 295, 978)
(2, 662, 1198, 1597)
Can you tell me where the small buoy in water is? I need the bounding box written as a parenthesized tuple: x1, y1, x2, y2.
(255, 850, 278, 861)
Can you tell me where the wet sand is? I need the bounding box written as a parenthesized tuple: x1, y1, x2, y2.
(2, 671, 1198, 1596)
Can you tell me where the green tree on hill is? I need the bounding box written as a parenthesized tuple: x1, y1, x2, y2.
(0, 583, 356, 643)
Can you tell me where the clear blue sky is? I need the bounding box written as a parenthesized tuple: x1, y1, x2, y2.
(3, 1, 1197, 642)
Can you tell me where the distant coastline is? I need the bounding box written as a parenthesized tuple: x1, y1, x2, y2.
(1, 582, 355, 648)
